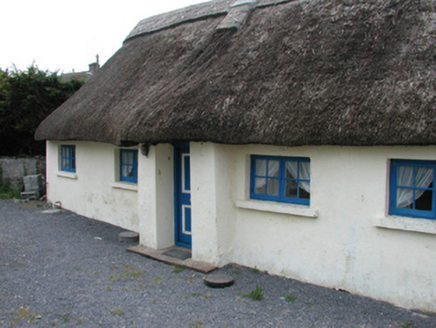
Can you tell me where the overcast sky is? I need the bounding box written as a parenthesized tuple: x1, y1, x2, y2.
(0, 0, 208, 73)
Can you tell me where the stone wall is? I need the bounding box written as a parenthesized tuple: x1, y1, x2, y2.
(0, 156, 46, 191)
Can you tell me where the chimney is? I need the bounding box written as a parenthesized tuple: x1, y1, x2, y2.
(88, 55, 100, 74)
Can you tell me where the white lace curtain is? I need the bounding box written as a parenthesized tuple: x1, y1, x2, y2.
(396, 166, 433, 208)
(255, 160, 280, 193)
(255, 160, 310, 193)
(285, 161, 310, 193)
(122, 151, 135, 177)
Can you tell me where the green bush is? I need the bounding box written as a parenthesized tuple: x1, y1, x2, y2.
(0, 65, 84, 156)
(0, 163, 20, 199)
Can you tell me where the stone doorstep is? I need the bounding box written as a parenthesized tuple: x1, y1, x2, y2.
(127, 245, 218, 274)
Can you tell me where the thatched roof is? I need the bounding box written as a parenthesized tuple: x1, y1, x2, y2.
(35, 0, 436, 147)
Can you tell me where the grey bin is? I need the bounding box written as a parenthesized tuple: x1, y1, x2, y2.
(21, 174, 44, 200)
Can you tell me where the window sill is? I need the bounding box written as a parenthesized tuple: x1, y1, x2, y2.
(375, 216, 436, 235)
(111, 181, 138, 192)
(57, 171, 77, 180)
(235, 200, 318, 218)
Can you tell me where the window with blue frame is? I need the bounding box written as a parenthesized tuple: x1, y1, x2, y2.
(120, 149, 138, 183)
(60, 145, 76, 172)
(250, 155, 310, 205)
(389, 159, 435, 220)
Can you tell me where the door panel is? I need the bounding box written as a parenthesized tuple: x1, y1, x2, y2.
(174, 144, 191, 248)
(182, 205, 192, 235)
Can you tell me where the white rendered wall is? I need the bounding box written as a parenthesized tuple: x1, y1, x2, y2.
(228, 144, 436, 312)
(190, 143, 236, 266)
(138, 144, 174, 249)
(46, 141, 139, 232)
(46, 140, 436, 311)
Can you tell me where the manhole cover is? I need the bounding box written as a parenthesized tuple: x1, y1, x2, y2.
(118, 231, 139, 242)
(204, 274, 234, 288)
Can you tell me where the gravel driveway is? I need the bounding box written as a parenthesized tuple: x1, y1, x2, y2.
(1, 199, 435, 327)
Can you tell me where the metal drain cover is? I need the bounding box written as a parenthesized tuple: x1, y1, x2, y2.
(204, 274, 234, 288)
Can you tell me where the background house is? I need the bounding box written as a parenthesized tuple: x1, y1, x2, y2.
(60, 56, 100, 82)
(35, 0, 436, 312)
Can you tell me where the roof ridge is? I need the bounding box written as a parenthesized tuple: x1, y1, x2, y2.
(124, 0, 294, 41)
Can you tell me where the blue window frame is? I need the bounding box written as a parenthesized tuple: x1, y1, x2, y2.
(120, 149, 138, 183)
(389, 159, 436, 220)
(60, 145, 76, 172)
(250, 155, 310, 205)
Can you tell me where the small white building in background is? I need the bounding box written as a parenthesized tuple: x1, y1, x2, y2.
(37, 0, 436, 312)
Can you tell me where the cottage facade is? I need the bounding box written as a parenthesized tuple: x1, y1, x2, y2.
(37, 0, 436, 312)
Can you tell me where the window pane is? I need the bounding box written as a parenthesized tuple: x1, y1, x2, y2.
(390, 160, 436, 218)
(299, 162, 310, 180)
(267, 178, 279, 196)
(127, 152, 134, 164)
(397, 188, 413, 208)
(415, 189, 432, 211)
(417, 167, 432, 177)
(268, 161, 280, 177)
(255, 160, 266, 176)
(251, 155, 310, 205)
(255, 178, 266, 194)
(397, 166, 414, 187)
(122, 165, 129, 178)
(184, 155, 190, 191)
(285, 161, 297, 179)
(120, 150, 138, 182)
(285, 180, 297, 198)
(300, 184, 310, 199)
(416, 167, 433, 189)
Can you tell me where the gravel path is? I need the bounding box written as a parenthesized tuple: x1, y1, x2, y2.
(1, 199, 435, 327)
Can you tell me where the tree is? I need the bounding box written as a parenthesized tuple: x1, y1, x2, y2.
(0, 65, 84, 156)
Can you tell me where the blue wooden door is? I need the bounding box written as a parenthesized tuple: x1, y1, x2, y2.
(174, 143, 192, 248)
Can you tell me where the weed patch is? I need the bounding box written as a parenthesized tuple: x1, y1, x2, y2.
(0, 181, 20, 199)
(153, 276, 163, 284)
(172, 266, 185, 274)
(110, 308, 123, 316)
(284, 293, 298, 302)
(242, 285, 263, 301)
(11, 306, 41, 324)
(60, 314, 71, 323)
(400, 322, 415, 328)
(108, 264, 145, 282)
(0, 164, 21, 199)
(251, 266, 259, 273)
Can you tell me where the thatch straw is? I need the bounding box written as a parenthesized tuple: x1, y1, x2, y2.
(35, 0, 436, 147)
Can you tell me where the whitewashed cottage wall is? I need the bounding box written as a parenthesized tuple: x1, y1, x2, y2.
(46, 141, 139, 232)
(226, 144, 436, 312)
(46, 140, 436, 311)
